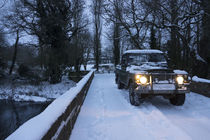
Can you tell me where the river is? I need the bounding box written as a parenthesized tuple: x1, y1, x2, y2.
(0, 100, 50, 140)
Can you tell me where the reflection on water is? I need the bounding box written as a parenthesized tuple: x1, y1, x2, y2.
(0, 100, 50, 140)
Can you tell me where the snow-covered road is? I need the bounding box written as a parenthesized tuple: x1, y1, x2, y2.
(70, 74, 210, 140)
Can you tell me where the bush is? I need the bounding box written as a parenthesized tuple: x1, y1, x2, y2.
(18, 64, 42, 85)
(18, 64, 30, 77)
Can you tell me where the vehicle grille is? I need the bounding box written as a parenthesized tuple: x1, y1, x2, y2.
(151, 73, 175, 84)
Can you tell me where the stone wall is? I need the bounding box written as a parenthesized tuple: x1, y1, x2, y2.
(42, 72, 94, 140)
(190, 81, 210, 97)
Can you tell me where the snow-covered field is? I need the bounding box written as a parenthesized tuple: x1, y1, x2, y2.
(70, 74, 210, 140)
(0, 76, 76, 102)
(0, 65, 95, 102)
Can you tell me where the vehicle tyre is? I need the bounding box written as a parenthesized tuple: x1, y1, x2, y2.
(129, 83, 140, 106)
(115, 76, 118, 84)
(169, 94, 185, 106)
(117, 78, 124, 89)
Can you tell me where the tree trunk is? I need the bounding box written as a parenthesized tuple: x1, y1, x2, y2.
(113, 23, 120, 66)
(168, 0, 181, 69)
(93, 0, 102, 71)
(9, 30, 19, 75)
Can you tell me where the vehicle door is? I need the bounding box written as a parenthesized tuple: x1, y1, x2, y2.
(120, 54, 128, 85)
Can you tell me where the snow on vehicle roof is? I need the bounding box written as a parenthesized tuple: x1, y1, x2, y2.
(123, 49, 163, 54)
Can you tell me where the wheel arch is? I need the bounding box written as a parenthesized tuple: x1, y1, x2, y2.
(127, 78, 133, 88)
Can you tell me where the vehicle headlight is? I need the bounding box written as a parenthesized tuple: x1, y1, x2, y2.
(136, 75, 148, 85)
(176, 76, 184, 84)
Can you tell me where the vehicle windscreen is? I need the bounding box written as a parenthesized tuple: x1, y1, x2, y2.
(128, 53, 166, 65)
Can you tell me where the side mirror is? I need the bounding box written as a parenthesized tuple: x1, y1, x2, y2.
(121, 55, 127, 70)
(121, 63, 127, 70)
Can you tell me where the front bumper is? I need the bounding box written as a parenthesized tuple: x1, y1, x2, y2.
(134, 84, 190, 94)
(134, 72, 190, 95)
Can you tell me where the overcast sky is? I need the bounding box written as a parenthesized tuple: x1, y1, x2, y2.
(85, 0, 111, 50)
(1, 0, 110, 48)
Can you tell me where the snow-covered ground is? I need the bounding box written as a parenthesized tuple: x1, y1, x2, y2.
(70, 74, 210, 140)
(80, 64, 95, 71)
(0, 76, 76, 102)
(0, 65, 94, 102)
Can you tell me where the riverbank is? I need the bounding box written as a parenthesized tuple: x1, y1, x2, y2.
(0, 75, 76, 102)
(0, 75, 76, 139)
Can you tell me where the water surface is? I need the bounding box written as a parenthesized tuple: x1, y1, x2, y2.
(0, 100, 50, 140)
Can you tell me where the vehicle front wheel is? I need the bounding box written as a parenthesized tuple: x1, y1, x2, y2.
(169, 94, 185, 106)
(129, 84, 140, 106)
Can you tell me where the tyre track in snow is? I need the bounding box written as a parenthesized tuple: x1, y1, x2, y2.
(120, 89, 192, 140)
(148, 93, 210, 140)
(120, 79, 210, 140)
(87, 87, 108, 140)
(70, 74, 192, 140)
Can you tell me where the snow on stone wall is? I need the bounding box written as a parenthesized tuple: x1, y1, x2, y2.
(6, 70, 94, 140)
(192, 76, 210, 84)
(123, 49, 163, 54)
(190, 76, 210, 97)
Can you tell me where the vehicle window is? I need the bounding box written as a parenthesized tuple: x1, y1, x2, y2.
(121, 55, 127, 64)
(149, 54, 166, 62)
(128, 53, 166, 65)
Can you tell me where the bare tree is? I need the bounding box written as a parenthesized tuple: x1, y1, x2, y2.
(93, 0, 103, 71)
(102, 46, 113, 64)
(0, 29, 7, 73)
(192, 0, 210, 78)
(71, 0, 89, 72)
(9, 30, 19, 75)
(3, 2, 24, 75)
(103, 0, 122, 66)
(80, 31, 94, 71)
(112, 0, 122, 66)
(104, 0, 151, 49)
(104, 0, 206, 73)
(0, 0, 7, 9)
(0, 29, 7, 47)
(141, 0, 203, 70)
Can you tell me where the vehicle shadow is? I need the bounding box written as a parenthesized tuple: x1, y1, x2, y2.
(145, 96, 172, 108)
